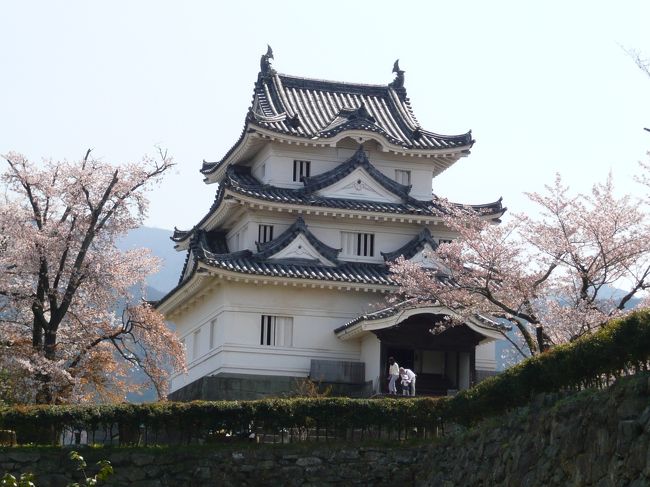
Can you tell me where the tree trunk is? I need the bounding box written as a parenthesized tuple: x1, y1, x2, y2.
(44, 328, 57, 360)
(32, 320, 42, 348)
(535, 326, 548, 353)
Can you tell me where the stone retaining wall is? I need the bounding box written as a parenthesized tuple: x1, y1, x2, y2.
(0, 445, 430, 487)
(2, 373, 650, 486)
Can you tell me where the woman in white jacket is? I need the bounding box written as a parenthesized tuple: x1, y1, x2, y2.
(387, 357, 399, 395)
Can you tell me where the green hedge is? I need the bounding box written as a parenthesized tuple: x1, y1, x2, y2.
(0, 397, 446, 445)
(448, 309, 650, 424)
(1, 310, 649, 444)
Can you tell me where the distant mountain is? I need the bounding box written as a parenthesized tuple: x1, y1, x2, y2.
(495, 285, 643, 370)
(117, 226, 186, 297)
(596, 284, 641, 309)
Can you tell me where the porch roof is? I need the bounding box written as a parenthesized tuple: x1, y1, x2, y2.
(335, 301, 507, 342)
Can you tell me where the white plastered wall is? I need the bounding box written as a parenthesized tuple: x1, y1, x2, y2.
(475, 341, 497, 372)
(360, 334, 381, 394)
(170, 281, 382, 393)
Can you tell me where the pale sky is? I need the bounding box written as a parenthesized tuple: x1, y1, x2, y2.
(2, 1, 650, 234)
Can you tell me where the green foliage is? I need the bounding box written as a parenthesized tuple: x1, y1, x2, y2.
(0, 310, 648, 443)
(1, 451, 113, 487)
(67, 451, 113, 487)
(292, 377, 332, 397)
(0, 473, 35, 487)
(446, 309, 650, 424)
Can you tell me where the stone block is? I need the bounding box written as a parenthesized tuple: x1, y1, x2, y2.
(296, 456, 322, 467)
(617, 420, 642, 453)
(192, 466, 211, 480)
(121, 466, 148, 482)
(257, 460, 276, 470)
(130, 481, 163, 487)
(309, 359, 365, 384)
(130, 452, 155, 467)
(7, 451, 41, 463)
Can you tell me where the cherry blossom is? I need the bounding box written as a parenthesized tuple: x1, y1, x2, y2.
(390, 168, 650, 359)
(0, 150, 185, 403)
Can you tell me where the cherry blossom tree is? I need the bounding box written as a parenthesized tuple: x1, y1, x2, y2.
(0, 150, 185, 404)
(390, 171, 650, 360)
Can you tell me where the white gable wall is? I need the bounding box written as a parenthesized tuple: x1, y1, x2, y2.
(268, 234, 336, 265)
(314, 167, 403, 203)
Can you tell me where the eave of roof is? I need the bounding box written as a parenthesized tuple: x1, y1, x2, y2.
(158, 217, 398, 314)
(172, 165, 506, 250)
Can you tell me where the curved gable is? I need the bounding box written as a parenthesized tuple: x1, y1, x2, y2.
(255, 216, 340, 265)
(315, 167, 403, 203)
(267, 233, 336, 266)
(303, 146, 411, 203)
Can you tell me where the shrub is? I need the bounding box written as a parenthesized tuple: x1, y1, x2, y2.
(0, 310, 648, 443)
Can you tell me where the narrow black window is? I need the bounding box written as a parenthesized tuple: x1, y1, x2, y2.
(357, 233, 374, 256)
(258, 224, 274, 243)
(342, 232, 375, 257)
(260, 315, 293, 346)
(293, 160, 311, 182)
(260, 315, 274, 346)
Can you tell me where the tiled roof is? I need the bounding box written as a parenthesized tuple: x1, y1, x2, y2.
(225, 165, 504, 217)
(226, 166, 431, 214)
(169, 217, 394, 293)
(334, 299, 509, 334)
(173, 157, 505, 247)
(381, 227, 439, 262)
(194, 230, 390, 286)
(201, 254, 393, 286)
(172, 228, 192, 242)
(335, 299, 420, 332)
(201, 51, 473, 176)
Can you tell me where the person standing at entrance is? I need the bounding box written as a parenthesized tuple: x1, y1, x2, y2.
(387, 357, 399, 394)
(399, 367, 416, 396)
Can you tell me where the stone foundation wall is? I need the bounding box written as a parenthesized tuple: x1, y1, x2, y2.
(0, 445, 430, 487)
(421, 373, 650, 486)
(2, 373, 650, 486)
(168, 373, 372, 401)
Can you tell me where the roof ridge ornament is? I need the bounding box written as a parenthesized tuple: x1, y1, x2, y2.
(339, 102, 376, 124)
(352, 144, 368, 162)
(260, 45, 276, 78)
(389, 59, 405, 90)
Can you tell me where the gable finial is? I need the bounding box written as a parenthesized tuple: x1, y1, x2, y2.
(389, 59, 405, 91)
(260, 45, 275, 76)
